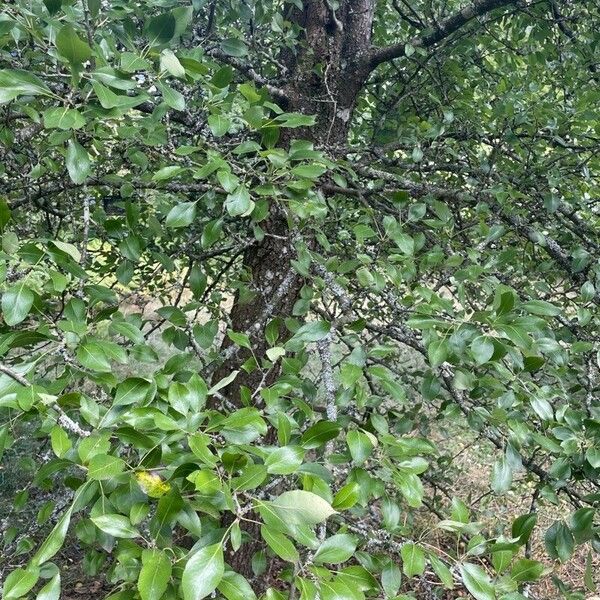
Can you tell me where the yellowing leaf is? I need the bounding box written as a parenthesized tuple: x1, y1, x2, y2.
(136, 471, 171, 498)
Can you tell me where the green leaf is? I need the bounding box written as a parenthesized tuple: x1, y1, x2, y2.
(265, 446, 304, 474)
(491, 548, 513, 574)
(570, 507, 595, 543)
(586, 447, 600, 468)
(2, 283, 34, 326)
(0, 426, 8, 463)
(531, 397, 553, 421)
(157, 81, 186, 111)
(261, 526, 299, 562)
(16, 385, 37, 412)
(160, 49, 185, 77)
(208, 114, 232, 137)
(0, 198, 11, 232)
(220, 38, 248, 57)
(232, 464, 267, 491)
(51, 240, 82, 262)
(188, 433, 218, 467)
(92, 67, 137, 90)
(172, 5, 193, 38)
(43, 0, 62, 15)
(77, 342, 111, 372)
(276, 417, 291, 449)
(356, 267, 375, 287)
(428, 338, 448, 367)
(87, 453, 126, 480)
(346, 430, 374, 464)
(301, 421, 341, 449)
(121, 52, 152, 72)
(429, 554, 453, 589)
(459, 563, 496, 600)
(166, 201, 197, 227)
(491, 456, 512, 494)
(212, 66, 234, 88)
(36, 573, 60, 600)
(544, 520, 574, 562)
(395, 471, 423, 508)
(0, 69, 52, 103)
(381, 561, 401, 597)
(231, 522, 242, 552)
(92, 81, 146, 110)
(512, 513, 537, 544)
(332, 482, 360, 510)
(585, 550, 595, 592)
(217, 170, 240, 193)
(287, 320, 330, 348)
(91, 514, 140, 538)
(168, 380, 195, 413)
(266, 346, 286, 362)
(394, 232, 414, 255)
(153, 165, 184, 181)
(50, 426, 71, 458)
(270, 490, 336, 526)
(78, 433, 111, 463)
(114, 377, 152, 406)
(521, 300, 561, 316)
(146, 13, 176, 45)
(275, 113, 316, 128)
(31, 505, 74, 566)
(227, 330, 252, 349)
(510, 559, 544, 582)
(66, 139, 91, 184)
(225, 186, 254, 217)
(187, 469, 221, 494)
(412, 146, 423, 162)
(137, 552, 171, 600)
(43, 107, 85, 130)
(208, 370, 239, 395)
(313, 534, 357, 564)
(217, 572, 257, 600)
(55, 24, 92, 64)
(471, 336, 495, 365)
(292, 163, 327, 179)
(110, 320, 144, 343)
(181, 543, 224, 600)
(401, 543, 426, 577)
(2, 566, 39, 599)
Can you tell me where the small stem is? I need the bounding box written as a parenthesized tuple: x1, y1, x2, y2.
(0, 362, 90, 437)
(81, 0, 96, 69)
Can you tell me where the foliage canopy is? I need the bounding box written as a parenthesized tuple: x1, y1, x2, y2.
(0, 0, 599, 599)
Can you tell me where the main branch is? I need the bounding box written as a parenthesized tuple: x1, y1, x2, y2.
(368, 0, 518, 69)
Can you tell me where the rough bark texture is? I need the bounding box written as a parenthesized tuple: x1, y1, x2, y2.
(213, 0, 375, 403)
(212, 0, 376, 581)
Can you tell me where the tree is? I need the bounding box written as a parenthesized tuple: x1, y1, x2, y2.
(0, 0, 599, 598)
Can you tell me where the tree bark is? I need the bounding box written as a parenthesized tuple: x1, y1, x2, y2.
(211, 0, 376, 582)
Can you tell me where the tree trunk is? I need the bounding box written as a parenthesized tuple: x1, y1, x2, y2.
(212, 0, 376, 582)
